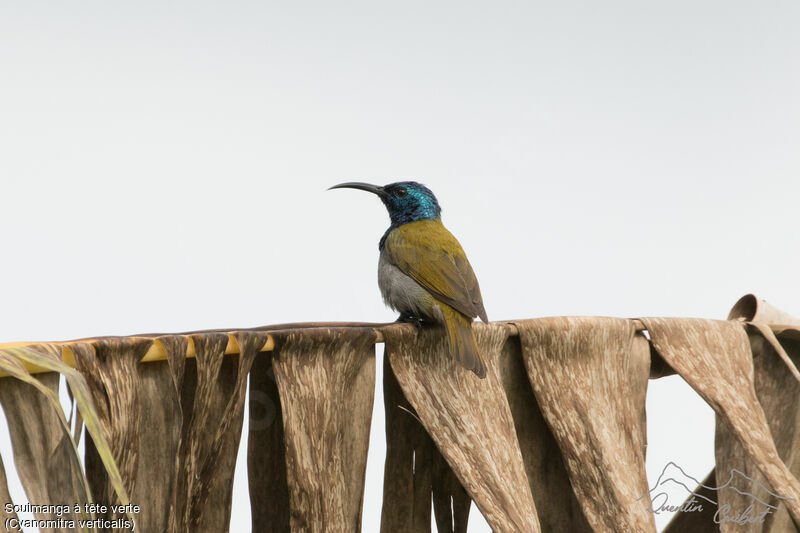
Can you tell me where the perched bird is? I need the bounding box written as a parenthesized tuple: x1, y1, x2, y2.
(329, 181, 488, 379)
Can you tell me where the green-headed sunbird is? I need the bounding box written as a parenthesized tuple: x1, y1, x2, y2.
(329, 181, 488, 379)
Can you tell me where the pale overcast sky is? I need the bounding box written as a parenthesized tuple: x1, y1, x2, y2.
(1, 1, 798, 531)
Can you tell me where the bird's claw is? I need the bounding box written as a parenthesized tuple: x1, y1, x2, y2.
(396, 313, 428, 332)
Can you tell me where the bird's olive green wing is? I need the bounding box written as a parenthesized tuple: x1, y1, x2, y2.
(384, 220, 488, 322)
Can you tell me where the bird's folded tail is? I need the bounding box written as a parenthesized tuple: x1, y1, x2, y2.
(440, 305, 487, 379)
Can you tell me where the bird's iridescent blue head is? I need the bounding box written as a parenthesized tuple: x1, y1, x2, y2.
(328, 181, 442, 226)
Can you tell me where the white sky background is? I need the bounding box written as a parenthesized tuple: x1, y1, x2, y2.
(1, 1, 799, 531)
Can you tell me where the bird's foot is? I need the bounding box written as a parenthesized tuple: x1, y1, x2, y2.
(396, 312, 429, 331)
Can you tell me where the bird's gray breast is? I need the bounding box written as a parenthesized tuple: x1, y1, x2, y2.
(377, 250, 435, 318)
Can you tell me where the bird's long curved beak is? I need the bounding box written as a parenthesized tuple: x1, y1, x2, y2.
(328, 182, 386, 197)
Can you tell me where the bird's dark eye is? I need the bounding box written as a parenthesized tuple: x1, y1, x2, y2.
(396, 188, 407, 197)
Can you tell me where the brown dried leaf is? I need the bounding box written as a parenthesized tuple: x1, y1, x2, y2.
(641, 317, 800, 527)
(172, 333, 250, 532)
(515, 317, 654, 533)
(382, 322, 540, 533)
(496, 334, 593, 532)
(714, 331, 800, 532)
(247, 345, 289, 531)
(381, 353, 470, 533)
(270, 327, 376, 533)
